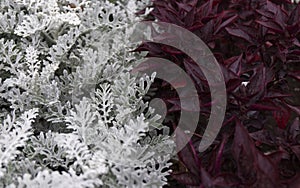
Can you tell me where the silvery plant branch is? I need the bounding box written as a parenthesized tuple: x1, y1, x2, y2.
(0, 0, 174, 187)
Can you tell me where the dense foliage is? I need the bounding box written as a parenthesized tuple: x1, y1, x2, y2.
(136, 0, 300, 187)
(0, 0, 175, 187)
(1, 0, 300, 187)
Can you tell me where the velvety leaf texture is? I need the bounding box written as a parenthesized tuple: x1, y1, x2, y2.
(0, 0, 174, 187)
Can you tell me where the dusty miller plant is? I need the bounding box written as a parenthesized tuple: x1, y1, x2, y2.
(0, 0, 174, 187)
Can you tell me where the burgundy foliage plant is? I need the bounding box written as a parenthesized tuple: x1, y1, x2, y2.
(136, 0, 300, 187)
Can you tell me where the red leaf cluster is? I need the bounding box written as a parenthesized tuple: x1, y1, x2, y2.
(136, 0, 300, 187)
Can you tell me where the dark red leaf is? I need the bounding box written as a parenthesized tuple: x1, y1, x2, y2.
(272, 108, 291, 129)
(225, 27, 254, 43)
(175, 128, 201, 177)
(232, 120, 257, 184)
(255, 20, 284, 34)
(250, 130, 276, 145)
(172, 172, 200, 186)
(214, 14, 238, 34)
(285, 104, 300, 116)
(200, 167, 213, 187)
(250, 103, 279, 111)
(227, 54, 243, 76)
(288, 71, 300, 81)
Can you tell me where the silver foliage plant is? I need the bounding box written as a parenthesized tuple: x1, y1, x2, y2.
(0, 0, 174, 187)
